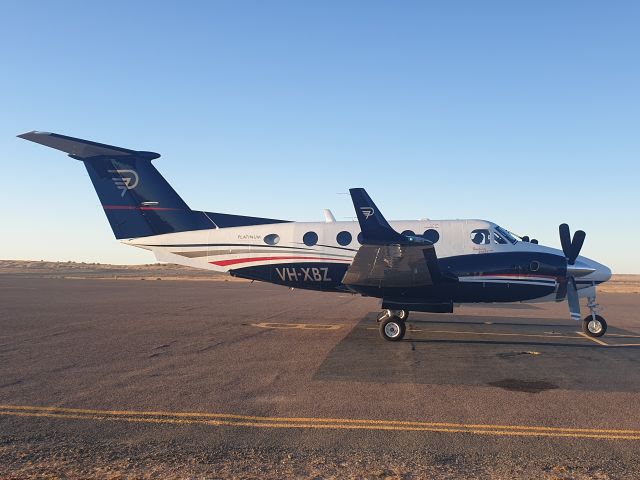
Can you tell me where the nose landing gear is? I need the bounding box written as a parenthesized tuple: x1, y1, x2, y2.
(582, 296, 607, 338)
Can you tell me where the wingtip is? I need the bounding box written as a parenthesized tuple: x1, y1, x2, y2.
(17, 130, 52, 140)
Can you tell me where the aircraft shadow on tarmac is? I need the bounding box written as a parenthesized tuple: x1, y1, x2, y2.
(313, 313, 640, 393)
(458, 303, 542, 310)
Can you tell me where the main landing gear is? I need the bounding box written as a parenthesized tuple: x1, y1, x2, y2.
(582, 296, 607, 338)
(377, 309, 410, 341)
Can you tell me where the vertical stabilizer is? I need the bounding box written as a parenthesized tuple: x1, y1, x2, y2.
(19, 131, 214, 238)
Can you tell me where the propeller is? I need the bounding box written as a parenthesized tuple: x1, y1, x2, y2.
(559, 223, 586, 265)
(556, 223, 590, 322)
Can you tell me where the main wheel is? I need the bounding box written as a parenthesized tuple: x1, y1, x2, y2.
(397, 310, 410, 321)
(582, 314, 607, 338)
(379, 316, 406, 341)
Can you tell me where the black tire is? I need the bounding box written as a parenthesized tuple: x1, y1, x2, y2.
(379, 316, 406, 341)
(582, 314, 607, 338)
(398, 310, 410, 321)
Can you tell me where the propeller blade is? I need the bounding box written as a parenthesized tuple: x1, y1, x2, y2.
(559, 224, 571, 258)
(568, 230, 586, 265)
(555, 277, 567, 301)
(566, 276, 581, 321)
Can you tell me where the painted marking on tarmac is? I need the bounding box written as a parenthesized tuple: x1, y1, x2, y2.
(363, 326, 640, 348)
(1, 405, 639, 440)
(426, 330, 583, 340)
(577, 332, 609, 346)
(366, 328, 584, 341)
(252, 322, 343, 331)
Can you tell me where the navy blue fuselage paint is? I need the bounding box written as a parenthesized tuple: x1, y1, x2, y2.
(229, 262, 351, 292)
(229, 252, 580, 303)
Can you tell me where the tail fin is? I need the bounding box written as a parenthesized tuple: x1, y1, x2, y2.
(19, 131, 215, 239)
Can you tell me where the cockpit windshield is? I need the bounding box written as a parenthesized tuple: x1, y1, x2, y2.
(494, 226, 518, 245)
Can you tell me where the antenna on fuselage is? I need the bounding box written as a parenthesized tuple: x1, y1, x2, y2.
(323, 209, 336, 223)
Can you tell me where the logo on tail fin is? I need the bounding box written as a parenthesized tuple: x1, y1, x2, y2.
(108, 169, 139, 196)
(360, 207, 375, 219)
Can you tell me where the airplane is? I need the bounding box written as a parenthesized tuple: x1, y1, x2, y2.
(18, 131, 612, 341)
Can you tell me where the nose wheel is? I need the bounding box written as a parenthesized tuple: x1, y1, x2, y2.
(583, 314, 607, 338)
(582, 296, 607, 338)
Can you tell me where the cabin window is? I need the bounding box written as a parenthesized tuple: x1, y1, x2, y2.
(264, 233, 280, 245)
(470, 229, 490, 245)
(336, 231, 352, 246)
(423, 229, 440, 244)
(357, 232, 363, 244)
(303, 231, 318, 246)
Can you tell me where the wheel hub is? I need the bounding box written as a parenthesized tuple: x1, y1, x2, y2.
(384, 322, 400, 338)
(588, 319, 603, 334)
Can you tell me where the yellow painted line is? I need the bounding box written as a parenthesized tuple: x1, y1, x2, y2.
(365, 328, 583, 341)
(366, 327, 638, 348)
(420, 330, 582, 340)
(2, 410, 640, 440)
(252, 322, 342, 331)
(1, 405, 640, 440)
(577, 332, 608, 346)
(606, 333, 640, 339)
(366, 327, 424, 332)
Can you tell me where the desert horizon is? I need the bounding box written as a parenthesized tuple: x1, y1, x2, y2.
(2, 259, 639, 293)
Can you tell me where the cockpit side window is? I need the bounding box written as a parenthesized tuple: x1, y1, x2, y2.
(470, 229, 490, 245)
(495, 226, 518, 244)
(493, 230, 508, 244)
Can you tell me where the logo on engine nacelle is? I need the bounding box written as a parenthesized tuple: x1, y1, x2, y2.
(108, 169, 139, 197)
(360, 207, 375, 219)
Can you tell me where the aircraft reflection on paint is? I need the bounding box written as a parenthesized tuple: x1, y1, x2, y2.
(20, 131, 612, 341)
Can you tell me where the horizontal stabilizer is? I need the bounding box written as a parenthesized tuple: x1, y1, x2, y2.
(18, 131, 160, 160)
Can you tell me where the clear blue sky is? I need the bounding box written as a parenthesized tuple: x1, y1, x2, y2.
(1, 1, 639, 272)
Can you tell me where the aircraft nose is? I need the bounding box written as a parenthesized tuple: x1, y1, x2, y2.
(578, 256, 612, 284)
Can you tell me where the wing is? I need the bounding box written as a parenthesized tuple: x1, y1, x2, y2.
(342, 188, 442, 291)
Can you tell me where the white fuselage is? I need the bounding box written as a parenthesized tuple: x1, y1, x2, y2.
(125, 218, 611, 302)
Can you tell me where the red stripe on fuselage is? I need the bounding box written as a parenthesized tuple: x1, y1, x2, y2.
(210, 256, 352, 267)
(477, 273, 557, 280)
